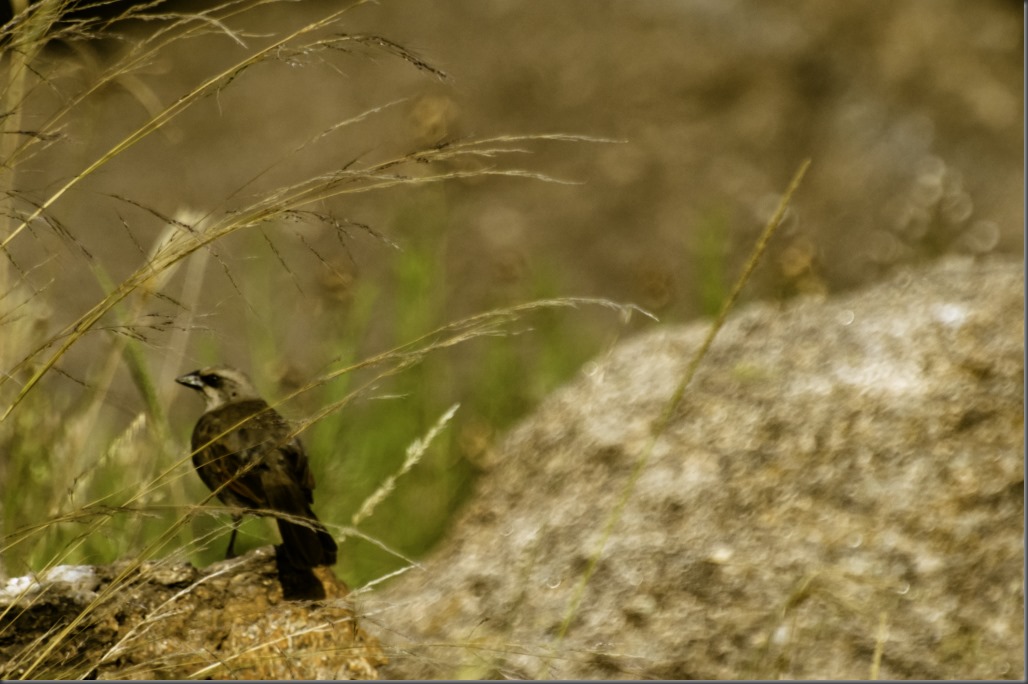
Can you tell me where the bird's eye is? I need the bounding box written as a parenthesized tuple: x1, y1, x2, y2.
(201, 374, 222, 388)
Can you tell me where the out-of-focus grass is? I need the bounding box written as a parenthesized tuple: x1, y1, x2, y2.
(692, 206, 732, 317)
(0, 4, 821, 679)
(0, 0, 638, 596)
(186, 191, 609, 586)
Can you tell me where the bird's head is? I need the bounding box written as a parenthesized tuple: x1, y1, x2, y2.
(176, 366, 261, 410)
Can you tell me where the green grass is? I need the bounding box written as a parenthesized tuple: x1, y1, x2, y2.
(692, 205, 732, 316)
(0, 0, 634, 593)
(0, 182, 626, 586)
(0, 1, 809, 678)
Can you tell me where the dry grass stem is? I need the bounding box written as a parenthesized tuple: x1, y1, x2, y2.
(351, 402, 460, 527)
(540, 158, 812, 677)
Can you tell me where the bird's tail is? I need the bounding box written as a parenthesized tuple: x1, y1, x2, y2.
(262, 476, 338, 568)
(277, 511, 338, 568)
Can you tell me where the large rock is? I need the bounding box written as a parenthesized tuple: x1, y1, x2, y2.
(372, 256, 1023, 680)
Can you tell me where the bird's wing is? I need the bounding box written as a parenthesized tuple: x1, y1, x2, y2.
(191, 401, 276, 509)
(248, 406, 317, 502)
(284, 436, 317, 501)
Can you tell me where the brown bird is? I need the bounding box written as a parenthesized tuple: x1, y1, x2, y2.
(176, 366, 337, 569)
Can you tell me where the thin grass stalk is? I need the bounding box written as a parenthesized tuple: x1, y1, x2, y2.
(537, 158, 812, 677)
(16, 479, 243, 679)
(0, 136, 621, 423)
(0, 0, 375, 254)
(351, 402, 459, 527)
(1, 0, 67, 350)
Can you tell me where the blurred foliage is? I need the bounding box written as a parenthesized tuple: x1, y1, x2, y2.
(1, 0, 1019, 593)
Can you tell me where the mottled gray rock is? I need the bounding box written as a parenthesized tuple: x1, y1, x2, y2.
(372, 256, 1023, 680)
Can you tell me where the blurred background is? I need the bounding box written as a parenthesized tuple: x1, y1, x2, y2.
(0, 0, 1022, 586)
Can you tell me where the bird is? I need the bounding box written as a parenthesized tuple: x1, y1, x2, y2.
(176, 366, 337, 569)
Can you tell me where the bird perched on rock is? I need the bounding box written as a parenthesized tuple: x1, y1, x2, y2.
(177, 366, 337, 569)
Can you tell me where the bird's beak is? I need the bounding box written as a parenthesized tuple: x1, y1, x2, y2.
(176, 371, 204, 390)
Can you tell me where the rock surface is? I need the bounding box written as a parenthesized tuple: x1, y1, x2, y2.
(371, 256, 1024, 679)
(0, 548, 384, 679)
(3, 257, 1021, 680)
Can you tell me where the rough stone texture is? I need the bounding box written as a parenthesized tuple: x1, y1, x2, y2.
(0, 548, 384, 679)
(372, 256, 1024, 680)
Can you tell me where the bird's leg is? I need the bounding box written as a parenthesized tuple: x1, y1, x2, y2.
(225, 513, 242, 559)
